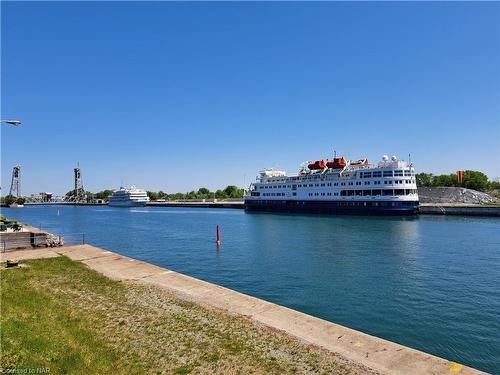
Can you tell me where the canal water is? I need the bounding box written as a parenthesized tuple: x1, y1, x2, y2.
(3, 206, 500, 373)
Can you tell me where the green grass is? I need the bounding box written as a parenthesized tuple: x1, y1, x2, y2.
(0, 258, 145, 374)
(1, 257, 365, 374)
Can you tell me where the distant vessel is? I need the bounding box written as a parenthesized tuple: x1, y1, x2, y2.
(108, 186, 149, 207)
(245, 154, 419, 215)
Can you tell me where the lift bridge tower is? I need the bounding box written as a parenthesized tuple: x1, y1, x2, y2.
(9, 165, 21, 197)
(68, 163, 86, 202)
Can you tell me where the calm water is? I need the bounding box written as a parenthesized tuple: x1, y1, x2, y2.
(3, 206, 500, 373)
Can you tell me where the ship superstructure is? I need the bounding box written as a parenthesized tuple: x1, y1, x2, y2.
(245, 155, 419, 215)
(108, 186, 150, 207)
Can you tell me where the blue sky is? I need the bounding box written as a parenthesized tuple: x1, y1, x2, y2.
(2, 2, 499, 195)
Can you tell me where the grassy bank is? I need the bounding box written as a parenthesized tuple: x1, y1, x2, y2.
(1, 257, 372, 374)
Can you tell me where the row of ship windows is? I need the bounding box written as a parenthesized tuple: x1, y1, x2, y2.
(266, 170, 415, 183)
(258, 180, 413, 189)
(337, 189, 416, 196)
(359, 170, 413, 178)
(252, 200, 416, 207)
(260, 189, 417, 197)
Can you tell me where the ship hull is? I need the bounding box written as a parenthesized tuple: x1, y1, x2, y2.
(244, 199, 419, 215)
(108, 200, 148, 207)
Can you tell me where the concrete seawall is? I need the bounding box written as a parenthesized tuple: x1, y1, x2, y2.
(147, 201, 500, 216)
(1, 244, 486, 375)
(23, 202, 107, 206)
(0, 225, 51, 250)
(147, 201, 245, 209)
(419, 204, 500, 216)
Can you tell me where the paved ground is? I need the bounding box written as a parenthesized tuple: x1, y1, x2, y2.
(1, 245, 486, 375)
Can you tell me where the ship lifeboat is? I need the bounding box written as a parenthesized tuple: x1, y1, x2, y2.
(308, 160, 326, 170)
(350, 158, 368, 166)
(326, 157, 346, 169)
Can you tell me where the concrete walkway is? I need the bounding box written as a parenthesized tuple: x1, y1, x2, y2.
(1, 245, 486, 375)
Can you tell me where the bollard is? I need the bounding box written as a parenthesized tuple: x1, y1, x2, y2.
(216, 225, 221, 246)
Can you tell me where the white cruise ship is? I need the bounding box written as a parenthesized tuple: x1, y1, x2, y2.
(108, 186, 150, 207)
(245, 154, 419, 215)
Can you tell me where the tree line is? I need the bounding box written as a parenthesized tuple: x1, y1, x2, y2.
(148, 186, 245, 201)
(0, 195, 26, 206)
(416, 170, 500, 192)
(63, 185, 245, 202)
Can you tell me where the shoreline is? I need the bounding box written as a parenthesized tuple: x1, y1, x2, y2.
(15, 201, 500, 216)
(1, 243, 486, 374)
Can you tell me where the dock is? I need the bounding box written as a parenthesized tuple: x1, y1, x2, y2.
(147, 201, 245, 209)
(418, 203, 500, 216)
(148, 201, 500, 216)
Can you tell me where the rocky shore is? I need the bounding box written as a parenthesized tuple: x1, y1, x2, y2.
(418, 187, 499, 205)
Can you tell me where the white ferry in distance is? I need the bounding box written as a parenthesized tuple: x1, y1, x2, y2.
(108, 186, 150, 207)
(245, 154, 419, 215)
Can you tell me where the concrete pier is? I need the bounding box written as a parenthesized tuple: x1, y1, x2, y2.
(148, 201, 500, 216)
(419, 204, 500, 216)
(147, 201, 245, 209)
(1, 245, 485, 375)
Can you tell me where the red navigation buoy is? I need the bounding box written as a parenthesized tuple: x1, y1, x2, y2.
(216, 224, 221, 246)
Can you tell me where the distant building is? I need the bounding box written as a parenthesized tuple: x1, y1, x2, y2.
(41, 192, 53, 202)
(30, 192, 53, 202)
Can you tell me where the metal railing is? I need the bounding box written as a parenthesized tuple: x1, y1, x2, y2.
(60, 233, 86, 246)
(1, 232, 85, 252)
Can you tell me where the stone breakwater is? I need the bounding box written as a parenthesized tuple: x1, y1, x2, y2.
(418, 187, 498, 204)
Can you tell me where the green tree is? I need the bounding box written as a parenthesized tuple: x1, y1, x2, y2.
(214, 189, 227, 199)
(462, 170, 489, 191)
(94, 190, 114, 201)
(186, 191, 197, 199)
(197, 187, 210, 198)
(223, 185, 244, 198)
(417, 170, 492, 192)
(432, 174, 455, 187)
(415, 173, 433, 187)
(489, 178, 500, 190)
(147, 191, 159, 201)
(157, 191, 167, 199)
(168, 193, 185, 201)
(3, 195, 16, 206)
(65, 188, 90, 199)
